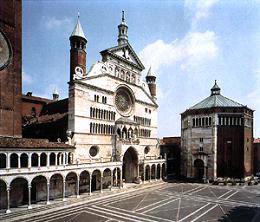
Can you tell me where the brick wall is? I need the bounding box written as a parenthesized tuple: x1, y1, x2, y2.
(0, 0, 22, 137)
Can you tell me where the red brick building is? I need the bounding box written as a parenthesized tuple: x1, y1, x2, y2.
(0, 0, 22, 137)
(253, 138, 260, 174)
(160, 137, 181, 179)
(22, 92, 52, 117)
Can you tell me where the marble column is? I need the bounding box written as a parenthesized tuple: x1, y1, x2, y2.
(6, 153, 10, 169)
(46, 182, 50, 205)
(47, 153, 50, 167)
(28, 185, 32, 209)
(38, 154, 41, 168)
(120, 168, 123, 189)
(62, 179, 66, 201)
(149, 166, 151, 182)
(89, 175, 92, 196)
(110, 173, 113, 191)
(160, 164, 162, 180)
(76, 176, 80, 198)
(143, 164, 146, 183)
(6, 186, 11, 213)
(18, 154, 21, 169)
(100, 176, 103, 193)
(28, 153, 32, 168)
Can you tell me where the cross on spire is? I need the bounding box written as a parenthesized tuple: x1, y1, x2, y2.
(122, 10, 125, 22)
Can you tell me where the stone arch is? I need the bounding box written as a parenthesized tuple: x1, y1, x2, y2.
(50, 152, 56, 166)
(103, 168, 112, 189)
(151, 164, 156, 179)
(49, 174, 63, 200)
(0, 179, 7, 210)
(20, 153, 28, 168)
(31, 175, 47, 204)
(0, 153, 6, 168)
(40, 153, 47, 166)
(31, 153, 38, 167)
(10, 177, 28, 208)
(145, 165, 150, 181)
(92, 169, 101, 192)
(194, 159, 204, 180)
(157, 164, 161, 179)
(65, 172, 77, 197)
(123, 147, 138, 183)
(79, 170, 90, 194)
(10, 153, 18, 168)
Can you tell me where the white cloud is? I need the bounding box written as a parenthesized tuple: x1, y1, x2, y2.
(22, 70, 33, 85)
(44, 16, 72, 30)
(185, 0, 219, 28)
(139, 31, 218, 73)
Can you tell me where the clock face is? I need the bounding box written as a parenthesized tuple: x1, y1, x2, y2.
(0, 30, 12, 71)
(115, 87, 134, 116)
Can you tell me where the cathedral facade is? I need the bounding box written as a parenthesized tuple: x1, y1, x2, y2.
(181, 82, 254, 181)
(68, 12, 165, 183)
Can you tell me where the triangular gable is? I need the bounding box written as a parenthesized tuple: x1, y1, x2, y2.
(100, 43, 145, 71)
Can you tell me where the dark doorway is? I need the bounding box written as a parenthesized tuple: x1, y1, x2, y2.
(194, 159, 204, 180)
(123, 147, 138, 182)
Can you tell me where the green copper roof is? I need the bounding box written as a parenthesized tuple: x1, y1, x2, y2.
(189, 81, 244, 110)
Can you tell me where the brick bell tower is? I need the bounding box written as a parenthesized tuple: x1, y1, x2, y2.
(0, 0, 22, 137)
(69, 14, 87, 81)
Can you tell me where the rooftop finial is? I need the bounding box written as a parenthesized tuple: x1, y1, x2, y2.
(122, 10, 125, 22)
(211, 80, 221, 96)
(78, 11, 80, 19)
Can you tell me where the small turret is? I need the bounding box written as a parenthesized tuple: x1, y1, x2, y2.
(211, 80, 221, 96)
(69, 13, 87, 81)
(118, 10, 128, 46)
(146, 67, 157, 98)
(53, 89, 59, 101)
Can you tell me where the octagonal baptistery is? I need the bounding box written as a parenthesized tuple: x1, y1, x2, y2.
(181, 81, 254, 181)
(68, 12, 163, 183)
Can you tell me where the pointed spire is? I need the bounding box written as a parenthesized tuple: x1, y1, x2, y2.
(70, 13, 87, 40)
(147, 67, 153, 77)
(211, 80, 221, 96)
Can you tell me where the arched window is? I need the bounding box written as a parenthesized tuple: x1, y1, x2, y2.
(90, 122, 93, 133)
(0, 153, 6, 168)
(20, 153, 28, 168)
(10, 153, 18, 168)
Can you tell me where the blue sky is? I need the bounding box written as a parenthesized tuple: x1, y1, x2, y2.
(22, 0, 260, 138)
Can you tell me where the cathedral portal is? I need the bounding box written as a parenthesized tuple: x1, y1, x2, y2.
(123, 147, 138, 183)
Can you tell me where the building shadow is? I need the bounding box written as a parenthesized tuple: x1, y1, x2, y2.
(218, 206, 260, 222)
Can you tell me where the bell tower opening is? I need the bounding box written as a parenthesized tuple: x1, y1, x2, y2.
(123, 147, 138, 183)
(69, 14, 87, 81)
